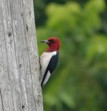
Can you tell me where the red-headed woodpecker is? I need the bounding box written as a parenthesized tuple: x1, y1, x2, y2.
(40, 37, 61, 86)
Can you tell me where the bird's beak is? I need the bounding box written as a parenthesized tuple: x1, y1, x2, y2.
(41, 40, 49, 44)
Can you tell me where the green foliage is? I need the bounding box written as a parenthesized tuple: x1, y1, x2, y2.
(36, 0, 107, 111)
(33, 0, 46, 26)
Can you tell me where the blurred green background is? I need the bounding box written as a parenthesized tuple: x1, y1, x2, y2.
(33, 0, 107, 111)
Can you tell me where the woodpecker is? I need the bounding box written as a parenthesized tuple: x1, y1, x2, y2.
(40, 37, 61, 87)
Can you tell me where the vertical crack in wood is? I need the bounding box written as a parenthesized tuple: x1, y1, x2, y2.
(20, 3, 30, 111)
(21, 1, 36, 110)
(0, 89, 4, 111)
(24, 17, 38, 111)
(21, 0, 36, 110)
(24, 19, 36, 111)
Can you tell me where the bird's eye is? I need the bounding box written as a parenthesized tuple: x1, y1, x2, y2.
(49, 40, 55, 43)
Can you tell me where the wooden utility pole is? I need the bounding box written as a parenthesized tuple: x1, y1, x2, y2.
(0, 0, 43, 111)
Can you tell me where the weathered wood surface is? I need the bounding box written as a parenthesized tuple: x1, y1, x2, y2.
(0, 0, 43, 111)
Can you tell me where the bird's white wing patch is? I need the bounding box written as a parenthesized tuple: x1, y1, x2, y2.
(42, 71, 51, 86)
(40, 51, 57, 82)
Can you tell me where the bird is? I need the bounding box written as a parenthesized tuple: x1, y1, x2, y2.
(40, 37, 61, 87)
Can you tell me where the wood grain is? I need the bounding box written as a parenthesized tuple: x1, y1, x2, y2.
(0, 0, 43, 111)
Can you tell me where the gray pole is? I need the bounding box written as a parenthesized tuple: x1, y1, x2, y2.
(0, 0, 43, 111)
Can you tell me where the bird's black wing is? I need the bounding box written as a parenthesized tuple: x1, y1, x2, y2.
(41, 53, 58, 86)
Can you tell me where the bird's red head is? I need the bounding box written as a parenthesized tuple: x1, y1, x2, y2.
(41, 37, 61, 52)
